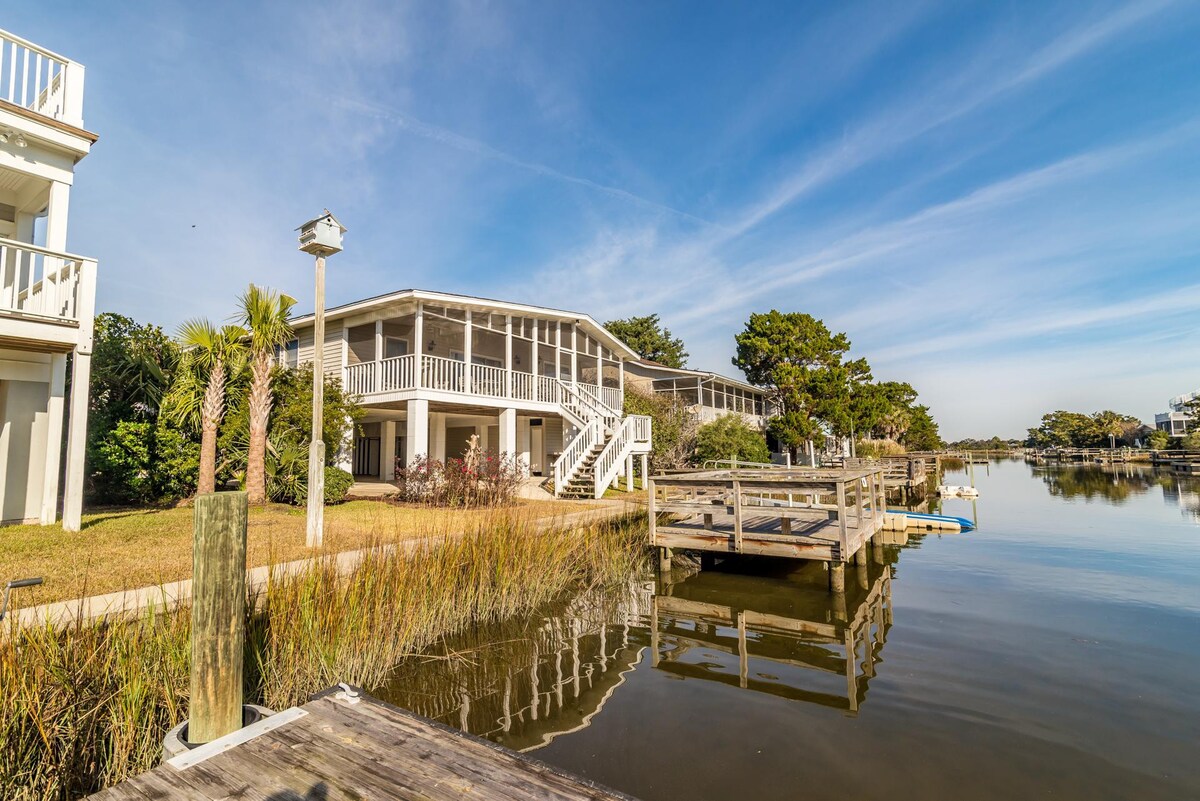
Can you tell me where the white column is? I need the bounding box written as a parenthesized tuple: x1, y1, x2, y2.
(625, 454, 634, 491)
(405, 399, 429, 465)
(570, 325, 578, 386)
(554, 322, 561, 381)
(62, 260, 97, 532)
(504, 314, 513, 398)
(463, 312, 473, 394)
(44, 181, 71, 249)
(381, 420, 397, 480)
(531, 319, 540, 401)
(374, 319, 383, 394)
(413, 302, 424, 388)
(640, 453, 649, 485)
(39, 353, 67, 524)
(340, 324, 349, 386)
(618, 359, 625, 400)
(596, 350, 602, 390)
(499, 408, 517, 463)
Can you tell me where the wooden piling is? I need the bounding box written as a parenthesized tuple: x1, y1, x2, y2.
(659, 546, 673, 572)
(189, 491, 248, 745)
(829, 562, 845, 593)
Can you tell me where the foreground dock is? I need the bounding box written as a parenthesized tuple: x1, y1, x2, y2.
(89, 688, 635, 801)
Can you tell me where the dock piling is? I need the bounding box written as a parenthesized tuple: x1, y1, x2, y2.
(189, 491, 248, 745)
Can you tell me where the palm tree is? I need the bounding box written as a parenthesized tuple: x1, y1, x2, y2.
(237, 285, 297, 504)
(166, 320, 248, 495)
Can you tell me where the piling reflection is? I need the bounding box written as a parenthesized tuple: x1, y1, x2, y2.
(651, 559, 893, 715)
(378, 582, 653, 752)
(1034, 463, 1200, 521)
(377, 547, 905, 748)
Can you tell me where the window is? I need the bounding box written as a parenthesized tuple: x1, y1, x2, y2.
(282, 339, 299, 368)
(472, 354, 503, 368)
(384, 337, 408, 359)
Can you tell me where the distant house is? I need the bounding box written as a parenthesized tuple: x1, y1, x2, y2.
(0, 29, 98, 529)
(287, 290, 651, 499)
(1155, 391, 1197, 438)
(624, 359, 773, 429)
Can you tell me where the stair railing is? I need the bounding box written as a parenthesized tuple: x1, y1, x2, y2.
(591, 414, 652, 497)
(553, 418, 603, 496)
(558, 380, 620, 430)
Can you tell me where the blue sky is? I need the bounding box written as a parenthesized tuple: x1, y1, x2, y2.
(12, 1, 1200, 439)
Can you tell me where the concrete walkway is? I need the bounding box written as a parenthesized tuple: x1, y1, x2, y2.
(6, 499, 639, 634)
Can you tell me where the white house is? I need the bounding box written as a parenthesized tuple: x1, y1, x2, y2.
(0, 29, 97, 529)
(288, 290, 652, 499)
(624, 359, 772, 429)
(1155, 390, 1197, 438)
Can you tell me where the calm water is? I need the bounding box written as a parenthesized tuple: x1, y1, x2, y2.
(379, 459, 1200, 800)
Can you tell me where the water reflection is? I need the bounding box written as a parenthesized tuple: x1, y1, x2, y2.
(1035, 463, 1200, 520)
(652, 560, 893, 715)
(378, 548, 903, 746)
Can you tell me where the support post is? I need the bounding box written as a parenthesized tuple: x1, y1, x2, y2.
(658, 546, 672, 573)
(647, 477, 657, 545)
(306, 253, 326, 548)
(406, 398, 429, 464)
(463, 312, 473, 395)
(625, 454, 634, 491)
(39, 353, 67, 524)
(62, 259, 97, 532)
(829, 562, 846, 594)
(189, 492, 248, 744)
(413, 302, 424, 389)
(374, 319, 383, 394)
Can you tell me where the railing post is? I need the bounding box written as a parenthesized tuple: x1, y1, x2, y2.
(63, 60, 85, 127)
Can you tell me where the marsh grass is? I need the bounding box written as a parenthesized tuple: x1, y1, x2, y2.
(0, 513, 649, 800)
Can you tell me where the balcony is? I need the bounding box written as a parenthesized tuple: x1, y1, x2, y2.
(344, 353, 624, 410)
(0, 237, 96, 348)
(0, 29, 85, 129)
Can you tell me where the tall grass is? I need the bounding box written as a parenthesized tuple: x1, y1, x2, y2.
(0, 514, 649, 800)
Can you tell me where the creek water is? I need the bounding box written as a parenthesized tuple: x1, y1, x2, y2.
(378, 459, 1200, 800)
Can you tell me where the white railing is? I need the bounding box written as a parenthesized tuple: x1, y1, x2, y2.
(554, 418, 603, 496)
(632, 414, 652, 443)
(343, 361, 375, 395)
(0, 238, 92, 323)
(0, 30, 84, 127)
(470, 362, 507, 398)
(381, 353, 415, 391)
(537, 375, 561, 404)
(512, 371, 535, 401)
(593, 416, 634, 497)
(576, 381, 623, 419)
(421, 354, 464, 393)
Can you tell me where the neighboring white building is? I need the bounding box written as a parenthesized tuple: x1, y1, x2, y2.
(288, 290, 651, 499)
(624, 359, 772, 429)
(0, 29, 98, 529)
(1155, 391, 1197, 438)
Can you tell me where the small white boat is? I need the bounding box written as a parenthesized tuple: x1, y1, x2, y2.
(937, 485, 979, 497)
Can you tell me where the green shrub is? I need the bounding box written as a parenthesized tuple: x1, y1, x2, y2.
(87, 420, 199, 505)
(324, 466, 354, 504)
(693, 414, 771, 465)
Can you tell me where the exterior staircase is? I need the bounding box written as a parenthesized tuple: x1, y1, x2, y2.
(551, 381, 652, 500)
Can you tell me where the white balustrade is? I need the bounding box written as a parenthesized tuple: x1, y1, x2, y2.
(554, 419, 602, 496)
(0, 238, 90, 322)
(470, 363, 507, 398)
(536, 375, 560, 404)
(0, 29, 83, 126)
(511, 371, 535, 401)
(632, 414, 652, 443)
(380, 354, 415, 391)
(343, 362, 375, 396)
(421, 354, 464, 393)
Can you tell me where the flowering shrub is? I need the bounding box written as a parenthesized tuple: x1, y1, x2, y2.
(395, 439, 525, 507)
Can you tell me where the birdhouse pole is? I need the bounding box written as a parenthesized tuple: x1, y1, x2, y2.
(297, 211, 346, 549)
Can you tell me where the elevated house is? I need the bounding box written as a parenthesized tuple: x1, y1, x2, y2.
(625, 359, 772, 430)
(0, 29, 98, 528)
(287, 290, 652, 499)
(1155, 391, 1197, 438)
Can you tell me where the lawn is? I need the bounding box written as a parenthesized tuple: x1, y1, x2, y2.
(0, 498, 593, 610)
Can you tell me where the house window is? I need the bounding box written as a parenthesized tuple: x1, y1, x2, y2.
(472, 355, 503, 368)
(282, 339, 299, 368)
(384, 337, 408, 359)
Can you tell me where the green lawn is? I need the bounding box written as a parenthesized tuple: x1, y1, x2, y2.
(0, 498, 591, 609)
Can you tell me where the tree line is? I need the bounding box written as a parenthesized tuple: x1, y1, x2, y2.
(606, 310, 942, 457)
(87, 286, 360, 506)
(1025, 410, 1150, 449)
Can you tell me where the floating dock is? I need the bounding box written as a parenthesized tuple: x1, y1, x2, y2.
(88, 688, 635, 801)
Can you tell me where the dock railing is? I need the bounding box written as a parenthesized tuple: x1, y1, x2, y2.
(647, 467, 886, 563)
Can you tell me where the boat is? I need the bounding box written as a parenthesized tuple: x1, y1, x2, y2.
(893, 511, 976, 531)
(937, 485, 979, 498)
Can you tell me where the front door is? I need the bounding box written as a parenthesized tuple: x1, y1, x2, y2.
(353, 437, 381, 477)
(530, 423, 544, 476)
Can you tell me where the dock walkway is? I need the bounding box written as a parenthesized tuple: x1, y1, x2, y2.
(88, 688, 635, 801)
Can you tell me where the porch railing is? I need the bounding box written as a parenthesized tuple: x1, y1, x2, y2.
(342, 352, 622, 411)
(0, 29, 84, 127)
(0, 237, 94, 323)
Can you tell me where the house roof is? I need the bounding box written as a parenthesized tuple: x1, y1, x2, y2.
(290, 288, 639, 359)
(630, 358, 764, 395)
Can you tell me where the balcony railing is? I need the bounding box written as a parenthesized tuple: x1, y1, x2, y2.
(343, 353, 622, 408)
(0, 237, 94, 323)
(0, 29, 84, 127)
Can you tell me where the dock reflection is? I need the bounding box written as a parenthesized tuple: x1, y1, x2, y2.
(651, 561, 893, 715)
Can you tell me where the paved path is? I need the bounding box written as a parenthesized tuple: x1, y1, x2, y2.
(7, 499, 638, 634)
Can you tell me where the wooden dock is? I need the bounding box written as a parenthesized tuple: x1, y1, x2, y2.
(88, 688, 635, 801)
(647, 467, 886, 563)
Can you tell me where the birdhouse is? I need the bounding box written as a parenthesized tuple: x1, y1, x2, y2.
(297, 210, 346, 256)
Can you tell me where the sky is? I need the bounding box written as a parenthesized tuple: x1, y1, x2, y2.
(11, 1, 1200, 440)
